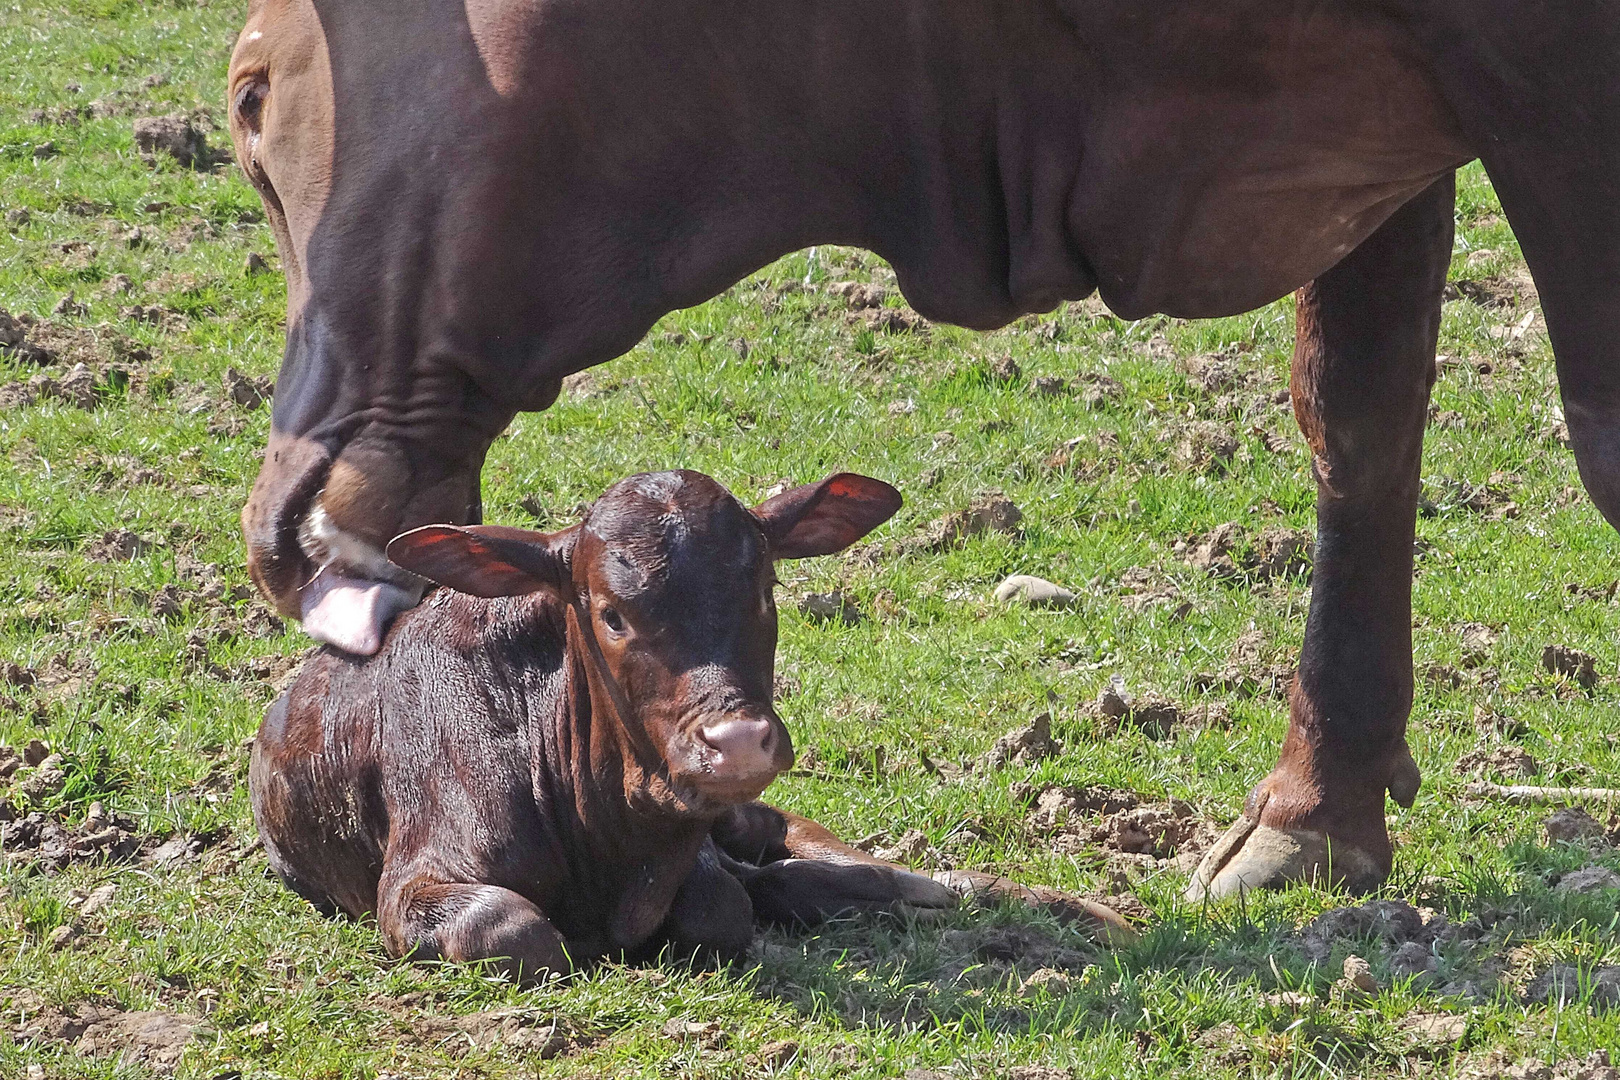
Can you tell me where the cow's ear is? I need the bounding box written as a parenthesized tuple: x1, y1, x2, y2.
(753, 473, 902, 559)
(386, 524, 576, 598)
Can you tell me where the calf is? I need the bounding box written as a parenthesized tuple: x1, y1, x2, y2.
(252, 470, 1121, 979)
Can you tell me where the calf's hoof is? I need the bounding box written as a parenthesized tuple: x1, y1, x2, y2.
(1182, 815, 1386, 902)
(745, 859, 958, 926)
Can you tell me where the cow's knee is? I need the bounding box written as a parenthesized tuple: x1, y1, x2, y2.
(381, 878, 570, 983)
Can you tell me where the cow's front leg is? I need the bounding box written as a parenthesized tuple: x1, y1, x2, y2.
(1187, 174, 1454, 900)
(379, 875, 572, 983)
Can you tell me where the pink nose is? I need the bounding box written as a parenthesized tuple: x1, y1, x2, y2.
(697, 714, 783, 781)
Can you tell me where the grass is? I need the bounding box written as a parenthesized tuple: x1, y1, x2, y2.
(2, 1, 1619, 1076)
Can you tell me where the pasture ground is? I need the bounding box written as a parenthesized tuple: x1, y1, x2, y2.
(3, 2, 1619, 1077)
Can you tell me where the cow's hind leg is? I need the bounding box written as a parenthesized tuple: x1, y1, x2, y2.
(378, 875, 572, 983)
(1187, 174, 1454, 900)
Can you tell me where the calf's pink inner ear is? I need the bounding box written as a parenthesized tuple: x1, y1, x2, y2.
(754, 472, 902, 559)
(386, 524, 566, 597)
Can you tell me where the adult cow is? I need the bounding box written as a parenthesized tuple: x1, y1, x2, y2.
(226, 0, 1620, 900)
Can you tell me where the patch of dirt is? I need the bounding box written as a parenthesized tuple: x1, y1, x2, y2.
(825, 280, 886, 309)
(12, 1004, 208, 1066)
(223, 366, 273, 410)
(132, 113, 211, 169)
(1168, 419, 1241, 469)
(1456, 743, 1540, 780)
(1544, 807, 1617, 846)
(1082, 683, 1229, 739)
(1044, 431, 1120, 478)
(1115, 565, 1186, 614)
(934, 922, 1093, 985)
(0, 805, 143, 874)
(377, 998, 585, 1058)
(1457, 1050, 1618, 1080)
(1554, 866, 1620, 895)
(860, 306, 928, 334)
(799, 590, 862, 625)
(1448, 269, 1538, 311)
(1523, 965, 1620, 1009)
(1023, 784, 1218, 870)
(86, 527, 156, 562)
(1297, 900, 1451, 963)
(1192, 627, 1295, 699)
(1420, 474, 1519, 520)
(910, 491, 1023, 552)
(1542, 644, 1600, 689)
(1177, 522, 1313, 584)
(984, 712, 1060, 768)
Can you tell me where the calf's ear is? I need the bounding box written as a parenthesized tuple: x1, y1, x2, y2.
(386, 524, 576, 597)
(753, 473, 902, 559)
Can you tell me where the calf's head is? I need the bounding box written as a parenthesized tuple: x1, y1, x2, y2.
(387, 470, 900, 812)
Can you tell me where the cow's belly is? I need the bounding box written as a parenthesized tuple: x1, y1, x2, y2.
(1066, 7, 1474, 320)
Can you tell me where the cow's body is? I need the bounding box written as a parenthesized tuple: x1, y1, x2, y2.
(228, 0, 1620, 899)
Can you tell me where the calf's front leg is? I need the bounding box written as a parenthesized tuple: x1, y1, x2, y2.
(712, 802, 958, 924)
(715, 804, 1132, 941)
(379, 876, 572, 983)
(1187, 174, 1453, 899)
(657, 838, 756, 963)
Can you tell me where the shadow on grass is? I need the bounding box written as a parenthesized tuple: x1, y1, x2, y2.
(728, 850, 1620, 1071)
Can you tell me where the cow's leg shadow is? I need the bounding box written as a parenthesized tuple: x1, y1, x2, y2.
(1187, 174, 1454, 900)
(378, 873, 572, 984)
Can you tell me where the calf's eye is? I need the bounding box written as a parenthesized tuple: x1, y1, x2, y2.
(600, 607, 626, 635)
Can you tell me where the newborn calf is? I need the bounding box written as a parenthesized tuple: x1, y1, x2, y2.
(251, 470, 974, 979)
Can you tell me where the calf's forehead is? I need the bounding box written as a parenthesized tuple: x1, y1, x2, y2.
(581, 473, 768, 605)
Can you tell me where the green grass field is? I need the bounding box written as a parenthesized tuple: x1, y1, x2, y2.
(3, 2, 1620, 1077)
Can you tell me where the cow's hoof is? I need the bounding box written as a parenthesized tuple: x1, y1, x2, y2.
(1182, 815, 1385, 901)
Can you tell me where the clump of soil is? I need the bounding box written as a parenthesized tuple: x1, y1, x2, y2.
(1081, 683, 1230, 740)
(1177, 522, 1313, 583)
(10, 1002, 208, 1067)
(1044, 430, 1120, 479)
(1523, 965, 1620, 1010)
(132, 113, 210, 169)
(911, 492, 1023, 552)
(1168, 420, 1240, 469)
(1544, 807, 1619, 847)
(1191, 628, 1296, 699)
(984, 712, 1060, 768)
(1114, 565, 1185, 614)
(0, 804, 143, 873)
(1023, 784, 1218, 872)
(1456, 743, 1539, 780)
(1542, 644, 1600, 689)
(377, 998, 583, 1058)
(932, 921, 1094, 986)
